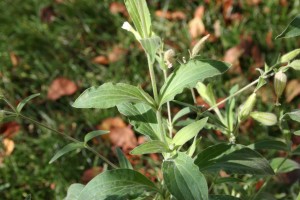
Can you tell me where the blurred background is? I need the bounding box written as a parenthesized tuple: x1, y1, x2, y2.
(0, 0, 300, 199)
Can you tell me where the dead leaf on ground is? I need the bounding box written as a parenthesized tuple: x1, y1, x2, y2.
(3, 138, 15, 156)
(285, 79, 300, 103)
(10, 52, 20, 67)
(155, 10, 186, 21)
(222, 0, 243, 23)
(188, 6, 206, 39)
(47, 77, 78, 100)
(0, 122, 20, 138)
(92, 55, 109, 65)
(250, 45, 264, 69)
(81, 166, 103, 184)
(266, 30, 274, 49)
(246, 0, 261, 6)
(109, 2, 128, 16)
(108, 46, 127, 63)
(97, 117, 127, 141)
(223, 45, 244, 74)
(109, 126, 137, 153)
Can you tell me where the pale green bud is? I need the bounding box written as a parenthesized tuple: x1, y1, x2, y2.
(191, 34, 210, 58)
(195, 82, 216, 106)
(238, 93, 257, 122)
(280, 49, 300, 63)
(274, 70, 287, 100)
(250, 111, 277, 126)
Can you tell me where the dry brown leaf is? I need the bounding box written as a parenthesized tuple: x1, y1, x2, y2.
(188, 17, 205, 39)
(155, 10, 186, 20)
(92, 55, 109, 65)
(109, 126, 137, 153)
(0, 122, 20, 138)
(81, 167, 103, 184)
(109, 2, 128, 16)
(47, 77, 78, 100)
(246, 0, 261, 6)
(108, 46, 127, 63)
(3, 138, 14, 156)
(171, 11, 186, 20)
(285, 79, 300, 103)
(223, 45, 244, 73)
(194, 6, 205, 19)
(10, 52, 20, 67)
(251, 45, 264, 68)
(97, 117, 127, 141)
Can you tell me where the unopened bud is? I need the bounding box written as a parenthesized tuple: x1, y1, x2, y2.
(191, 34, 210, 58)
(274, 71, 287, 103)
(250, 111, 277, 126)
(238, 93, 257, 122)
(280, 49, 300, 63)
(121, 21, 141, 40)
(164, 49, 176, 68)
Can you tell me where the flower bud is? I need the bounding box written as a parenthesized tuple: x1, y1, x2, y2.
(238, 93, 257, 122)
(164, 49, 176, 68)
(191, 34, 210, 58)
(280, 49, 300, 63)
(250, 111, 277, 126)
(274, 70, 287, 101)
(121, 21, 141, 40)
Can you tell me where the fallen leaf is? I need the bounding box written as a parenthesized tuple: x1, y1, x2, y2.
(222, 0, 243, 23)
(255, 180, 264, 191)
(246, 0, 261, 6)
(0, 122, 20, 138)
(109, 126, 137, 153)
(109, 2, 128, 16)
(3, 138, 14, 156)
(251, 45, 264, 68)
(10, 52, 20, 67)
(285, 79, 300, 103)
(92, 55, 109, 65)
(171, 11, 186, 20)
(47, 77, 78, 100)
(97, 117, 127, 141)
(188, 6, 206, 39)
(223, 45, 244, 73)
(40, 6, 56, 23)
(155, 10, 186, 20)
(108, 46, 127, 63)
(280, 0, 288, 6)
(81, 166, 103, 184)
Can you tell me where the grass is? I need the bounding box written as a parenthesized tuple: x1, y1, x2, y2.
(0, 0, 300, 199)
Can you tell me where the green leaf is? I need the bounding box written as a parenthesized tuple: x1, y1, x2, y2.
(293, 145, 300, 155)
(294, 130, 300, 136)
(194, 143, 274, 175)
(255, 77, 267, 92)
(64, 183, 85, 200)
(172, 107, 194, 124)
(16, 93, 40, 113)
(162, 152, 208, 200)
(280, 49, 300, 62)
(159, 59, 231, 107)
(49, 143, 84, 164)
(283, 110, 300, 122)
(289, 59, 300, 70)
(214, 177, 243, 184)
(248, 140, 288, 151)
(124, 0, 152, 38)
(140, 36, 161, 64)
(130, 140, 170, 155)
(72, 83, 154, 109)
(226, 85, 238, 132)
(195, 82, 216, 106)
(276, 15, 300, 39)
(186, 136, 201, 157)
(84, 130, 109, 144)
(117, 103, 159, 140)
(270, 157, 300, 173)
(116, 147, 133, 169)
(172, 117, 208, 146)
(78, 169, 160, 200)
(209, 195, 241, 200)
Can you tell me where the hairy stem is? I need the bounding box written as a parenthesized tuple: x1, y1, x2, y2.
(18, 114, 118, 169)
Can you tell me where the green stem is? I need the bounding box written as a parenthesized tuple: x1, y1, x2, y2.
(147, 55, 159, 103)
(18, 114, 117, 169)
(163, 70, 173, 138)
(157, 109, 167, 143)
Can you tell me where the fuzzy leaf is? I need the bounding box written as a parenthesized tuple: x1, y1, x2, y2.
(140, 36, 161, 64)
(78, 169, 160, 200)
(276, 15, 300, 39)
(194, 143, 274, 175)
(159, 59, 231, 107)
(162, 152, 208, 200)
(131, 140, 170, 155)
(65, 184, 85, 200)
(49, 143, 84, 164)
(73, 83, 154, 109)
(172, 117, 208, 146)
